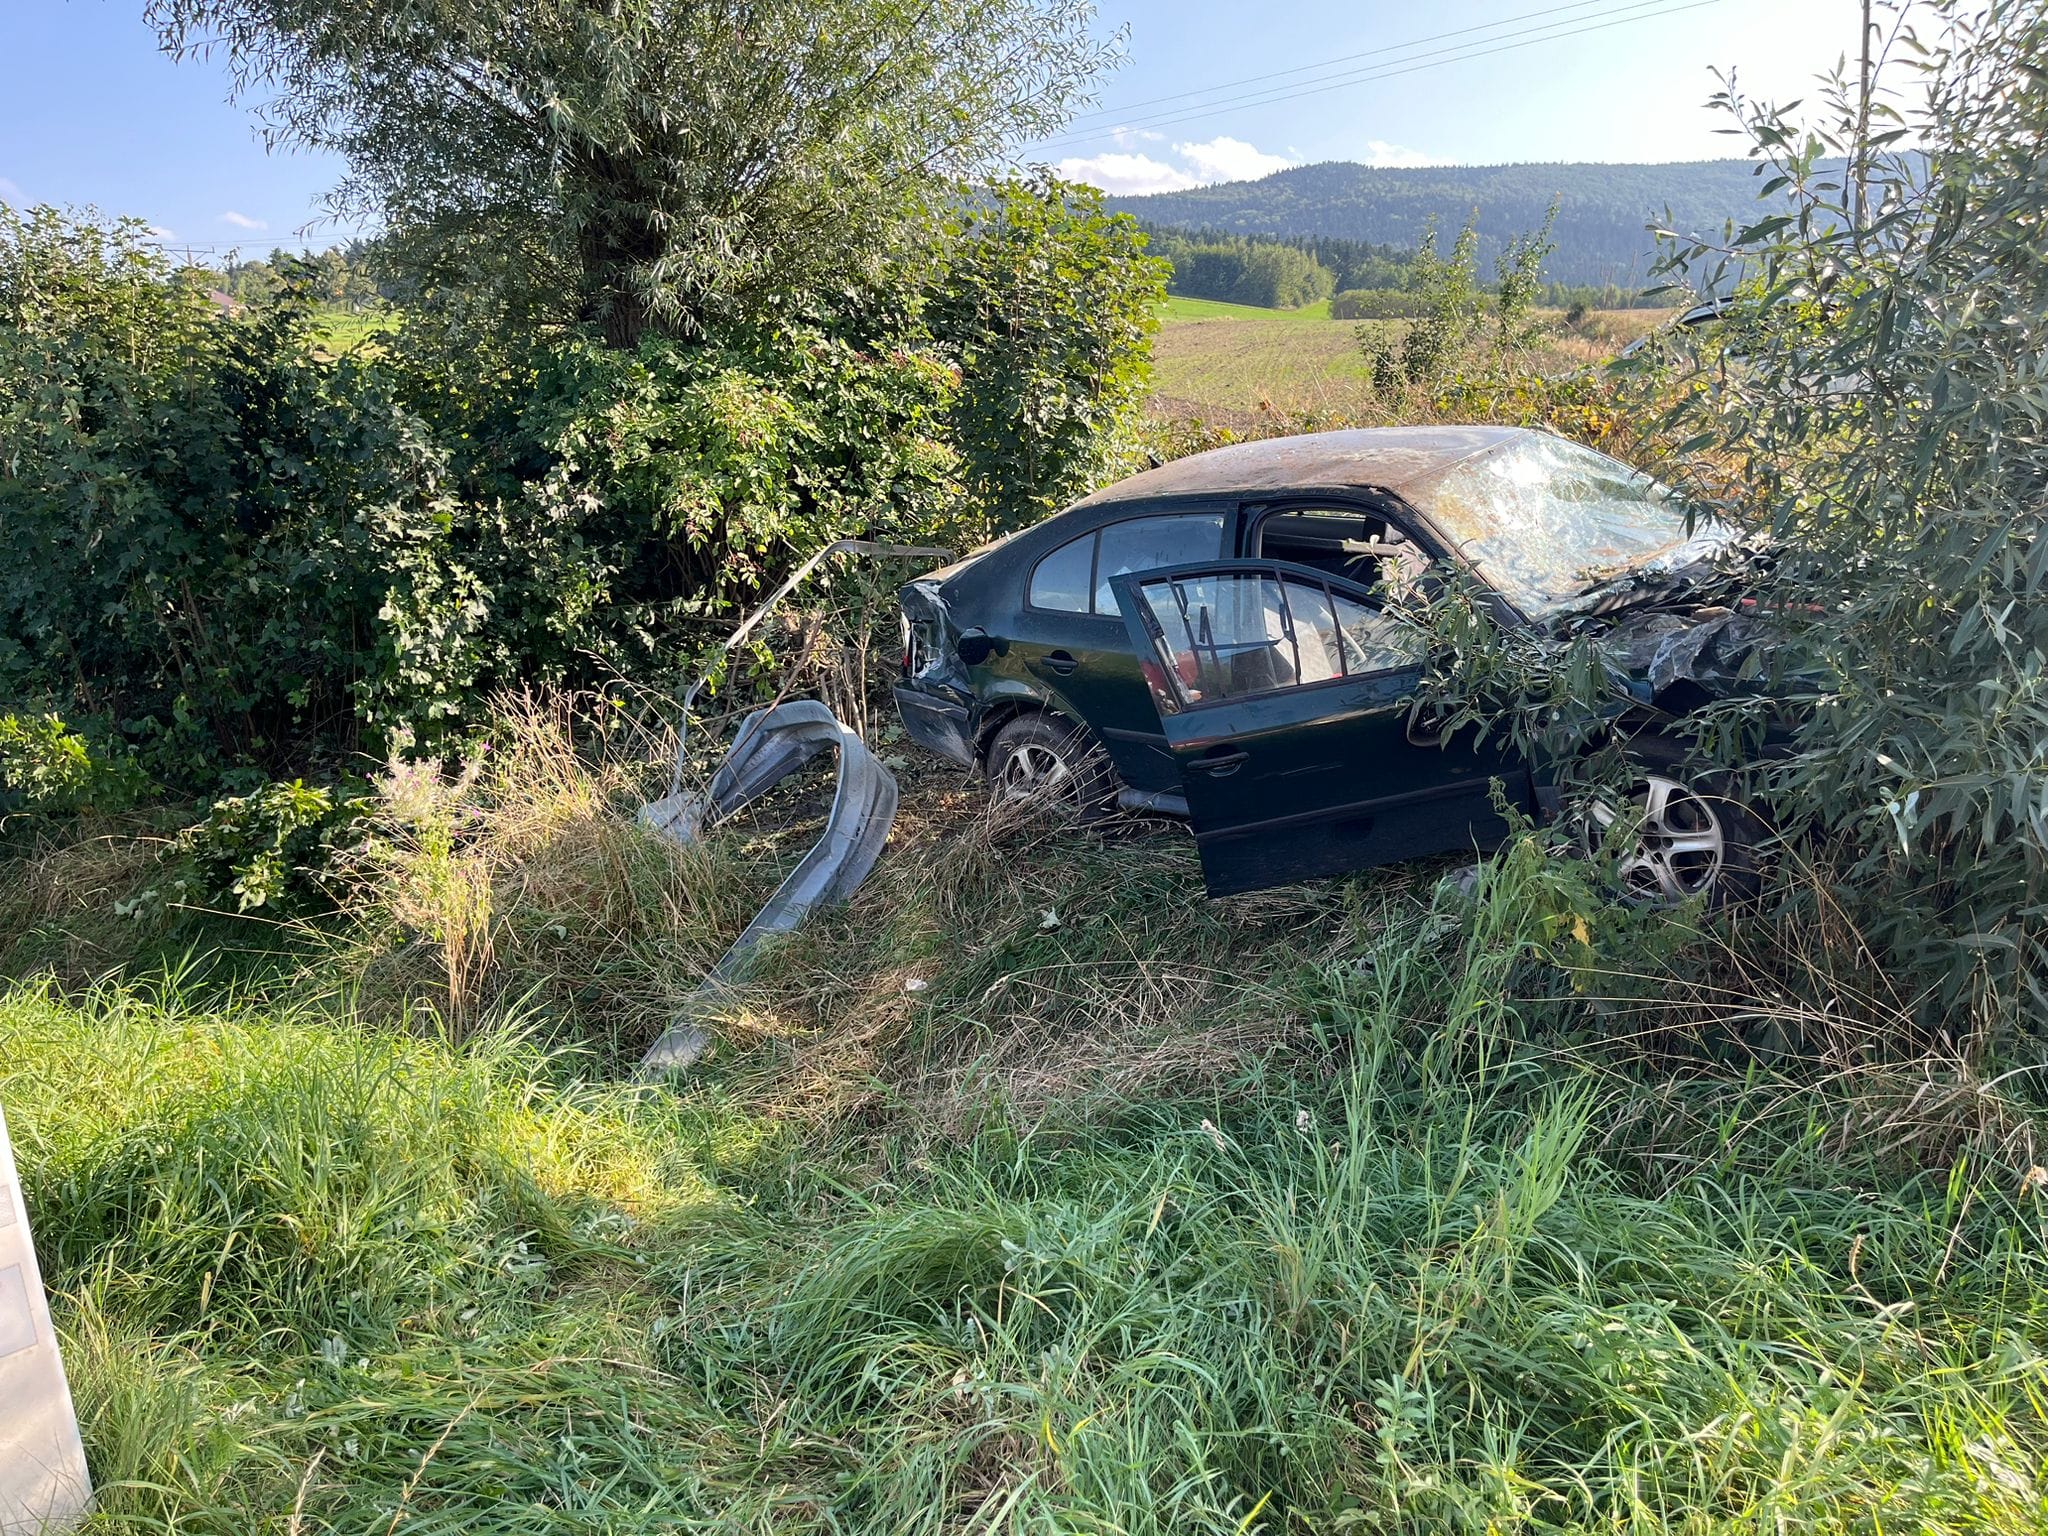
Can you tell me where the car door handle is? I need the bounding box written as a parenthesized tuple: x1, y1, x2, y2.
(1043, 650, 1079, 675)
(1190, 749, 1250, 777)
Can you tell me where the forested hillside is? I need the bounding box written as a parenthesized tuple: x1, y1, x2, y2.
(1112, 158, 1793, 285)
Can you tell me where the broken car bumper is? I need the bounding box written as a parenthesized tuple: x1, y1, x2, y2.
(892, 685, 974, 768)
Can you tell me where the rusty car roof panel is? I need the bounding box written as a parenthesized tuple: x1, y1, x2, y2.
(1076, 425, 1529, 508)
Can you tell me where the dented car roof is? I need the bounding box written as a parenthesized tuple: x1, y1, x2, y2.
(1075, 425, 1529, 509)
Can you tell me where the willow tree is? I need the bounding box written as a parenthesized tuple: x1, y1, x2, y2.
(149, 0, 1113, 345)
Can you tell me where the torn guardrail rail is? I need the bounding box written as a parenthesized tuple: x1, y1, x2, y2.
(638, 700, 898, 1075)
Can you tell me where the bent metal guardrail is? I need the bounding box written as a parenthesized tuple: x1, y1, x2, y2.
(638, 699, 899, 1074)
(634, 539, 949, 1076)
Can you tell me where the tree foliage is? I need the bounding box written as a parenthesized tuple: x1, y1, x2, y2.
(928, 177, 1165, 527)
(1659, 0, 2048, 1026)
(214, 244, 387, 311)
(1354, 211, 1556, 388)
(1417, 1, 2048, 1030)
(0, 177, 1160, 786)
(1143, 228, 1333, 309)
(0, 209, 955, 778)
(148, 0, 1113, 345)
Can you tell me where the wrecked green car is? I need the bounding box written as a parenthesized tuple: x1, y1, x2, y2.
(895, 426, 1771, 903)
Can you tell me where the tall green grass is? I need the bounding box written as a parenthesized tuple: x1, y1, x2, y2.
(6, 823, 2045, 1532)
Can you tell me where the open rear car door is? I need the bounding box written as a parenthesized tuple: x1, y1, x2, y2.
(1109, 560, 1534, 897)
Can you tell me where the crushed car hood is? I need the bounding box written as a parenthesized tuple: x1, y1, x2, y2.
(1601, 606, 1765, 696)
(1546, 547, 1776, 699)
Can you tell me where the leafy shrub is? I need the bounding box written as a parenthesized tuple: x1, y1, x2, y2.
(1643, 4, 2048, 1030)
(925, 175, 1165, 530)
(0, 209, 485, 780)
(0, 712, 147, 821)
(1413, 3, 2048, 1033)
(1330, 287, 1427, 319)
(179, 778, 362, 913)
(2, 185, 1157, 789)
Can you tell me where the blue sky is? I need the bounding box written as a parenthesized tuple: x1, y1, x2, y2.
(1, 0, 1867, 247)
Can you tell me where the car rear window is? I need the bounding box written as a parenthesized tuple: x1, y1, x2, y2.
(1027, 535, 1094, 612)
(1092, 514, 1225, 613)
(1027, 512, 1227, 616)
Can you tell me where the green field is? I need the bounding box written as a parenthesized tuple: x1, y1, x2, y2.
(1150, 298, 1667, 420)
(305, 306, 400, 358)
(1158, 294, 1334, 323)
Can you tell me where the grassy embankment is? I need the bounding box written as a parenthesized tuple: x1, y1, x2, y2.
(1151, 297, 1669, 420)
(5, 697, 2047, 1533)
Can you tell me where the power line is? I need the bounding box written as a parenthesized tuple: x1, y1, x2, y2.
(1041, 0, 1715, 147)
(1060, 0, 1620, 128)
(1035, 0, 1726, 152)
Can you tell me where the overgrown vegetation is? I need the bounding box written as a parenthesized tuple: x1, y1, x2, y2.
(1396, 0, 2048, 1034)
(0, 178, 1160, 791)
(9, 748, 2048, 1531)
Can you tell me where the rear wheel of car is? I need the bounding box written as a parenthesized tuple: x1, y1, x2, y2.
(1579, 741, 1765, 908)
(985, 714, 1116, 821)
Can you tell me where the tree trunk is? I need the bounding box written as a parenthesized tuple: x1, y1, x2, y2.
(571, 146, 668, 349)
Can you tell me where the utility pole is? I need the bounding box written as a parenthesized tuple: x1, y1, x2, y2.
(1854, 0, 1875, 227)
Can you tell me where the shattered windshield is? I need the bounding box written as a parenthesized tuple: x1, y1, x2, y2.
(1417, 435, 1726, 615)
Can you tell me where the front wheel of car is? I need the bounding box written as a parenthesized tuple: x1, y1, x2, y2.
(985, 714, 1116, 821)
(1580, 749, 1765, 908)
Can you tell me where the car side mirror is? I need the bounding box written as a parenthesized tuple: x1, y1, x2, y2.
(955, 630, 995, 666)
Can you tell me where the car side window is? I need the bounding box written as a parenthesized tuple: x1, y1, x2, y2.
(1028, 534, 1094, 613)
(1330, 589, 1422, 675)
(1133, 569, 1420, 712)
(1093, 513, 1226, 614)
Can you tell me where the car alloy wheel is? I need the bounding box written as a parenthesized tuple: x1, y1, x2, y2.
(996, 740, 1076, 803)
(984, 713, 1117, 823)
(1584, 772, 1729, 904)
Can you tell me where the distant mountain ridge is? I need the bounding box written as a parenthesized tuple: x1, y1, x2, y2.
(1107, 159, 1788, 287)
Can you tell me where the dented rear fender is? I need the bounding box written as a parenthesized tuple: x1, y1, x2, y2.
(897, 578, 974, 698)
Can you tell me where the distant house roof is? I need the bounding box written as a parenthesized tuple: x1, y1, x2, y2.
(1076, 425, 1530, 507)
(203, 289, 243, 316)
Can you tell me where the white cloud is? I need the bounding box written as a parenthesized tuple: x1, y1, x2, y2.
(1110, 126, 1166, 148)
(218, 210, 267, 230)
(1361, 139, 1438, 169)
(0, 177, 22, 203)
(1052, 151, 1201, 197)
(1172, 136, 1297, 184)
(1055, 134, 1300, 197)
(147, 226, 176, 241)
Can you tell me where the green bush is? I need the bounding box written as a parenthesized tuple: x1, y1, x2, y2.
(1410, 3, 2048, 1030)
(179, 778, 362, 913)
(1, 190, 1154, 787)
(0, 209, 489, 781)
(926, 175, 1165, 530)
(0, 712, 147, 821)
(1329, 287, 1426, 319)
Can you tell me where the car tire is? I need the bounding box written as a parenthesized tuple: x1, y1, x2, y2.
(1580, 736, 1765, 908)
(985, 713, 1117, 822)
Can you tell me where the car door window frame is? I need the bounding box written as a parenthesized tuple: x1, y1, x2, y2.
(1240, 493, 1529, 631)
(1120, 559, 1422, 716)
(1022, 504, 1229, 619)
